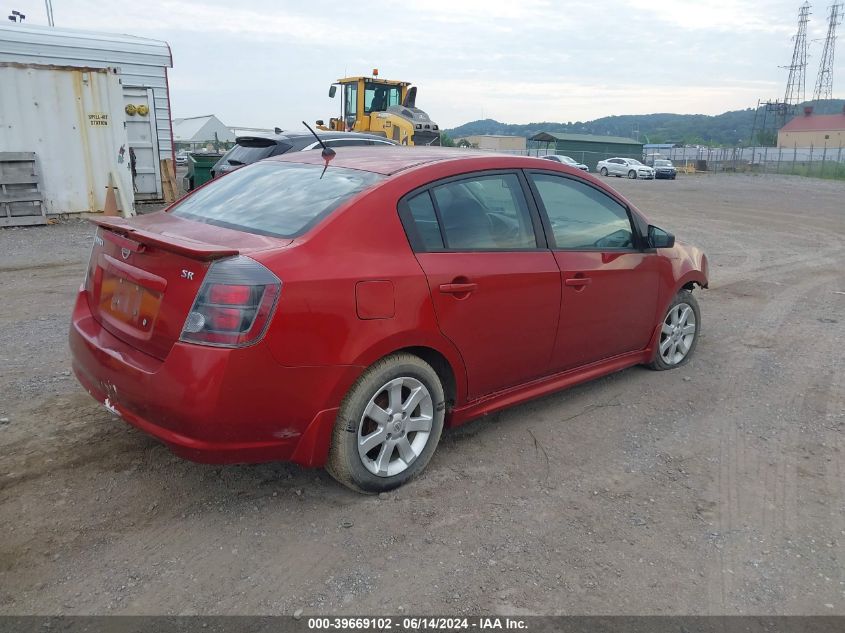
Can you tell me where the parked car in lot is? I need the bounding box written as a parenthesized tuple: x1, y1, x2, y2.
(210, 131, 396, 179)
(653, 159, 677, 179)
(541, 154, 589, 171)
(174, 151, 188, 166)
(69, 148, 708, 492)
(597, 157, 655, 179)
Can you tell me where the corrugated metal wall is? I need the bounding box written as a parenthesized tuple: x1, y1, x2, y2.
(0, 64, 134, 215)
(0, 25, 173, 163)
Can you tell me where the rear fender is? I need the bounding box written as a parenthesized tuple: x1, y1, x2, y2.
(350, 331, 469, 407)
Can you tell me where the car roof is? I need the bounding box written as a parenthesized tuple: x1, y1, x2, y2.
(235, 130, 392, 144)
(267, 146, 567, 176)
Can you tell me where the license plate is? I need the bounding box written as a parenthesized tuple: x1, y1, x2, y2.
(99, 272, 162, 331)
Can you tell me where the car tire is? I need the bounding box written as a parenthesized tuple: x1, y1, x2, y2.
(671, 175, 677, 180)
(326, 353, 445, 493)
(599, 167, 608, 176)
(628, 170, 637, 179)
(648, 290, 701, 371)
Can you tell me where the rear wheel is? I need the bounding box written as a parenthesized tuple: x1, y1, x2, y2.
(599, 167, 608, 176)
(327, 353, 445, 493)
(649, 290, 700, 370)
(628, 170, 637, 179)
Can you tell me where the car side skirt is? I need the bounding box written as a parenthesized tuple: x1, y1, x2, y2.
(448, 348, 651, 426)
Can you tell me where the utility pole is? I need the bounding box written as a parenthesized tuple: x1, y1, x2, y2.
(45, 0, 55, 26)
(812, 2, 843, 101)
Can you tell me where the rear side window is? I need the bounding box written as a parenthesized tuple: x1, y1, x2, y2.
(323, 139, 370, 148)
(405, 192, 444, 250)
(431, 174, 536, 250)
(170, 162, 382, 238)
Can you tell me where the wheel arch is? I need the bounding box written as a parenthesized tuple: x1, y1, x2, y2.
(349, 332, 468, 406)
(397, 345, 458, 412)
(291, 337, 467, 468)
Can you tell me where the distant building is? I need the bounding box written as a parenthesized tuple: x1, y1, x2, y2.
(173, 115, 236, 151)
(778, 106, 845, 148)
(454, 135, 527, 151)
(530, 132, 643, 171)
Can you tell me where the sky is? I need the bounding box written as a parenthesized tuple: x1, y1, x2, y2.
(7, 0, 845, 129)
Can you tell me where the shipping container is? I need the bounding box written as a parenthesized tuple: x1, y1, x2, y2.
(0, 63, 134, 217)
(0, 24, 174, 211)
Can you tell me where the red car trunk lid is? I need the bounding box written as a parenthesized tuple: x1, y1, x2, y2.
(85, 214, 289, 360)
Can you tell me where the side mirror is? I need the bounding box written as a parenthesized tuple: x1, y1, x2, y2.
(648, 225, 675, 249)
(328, 85, 337, 98)
(315, 120, 324, 127)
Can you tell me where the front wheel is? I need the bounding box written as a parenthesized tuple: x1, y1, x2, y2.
(327, 353, 445, 493)
(599, 167, 608, 176)
(628, 170, 637, 179)
(649, 290, 701, 370)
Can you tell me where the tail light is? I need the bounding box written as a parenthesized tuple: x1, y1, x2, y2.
(180, 256, 281, 348)
(83, 231, 103, 295)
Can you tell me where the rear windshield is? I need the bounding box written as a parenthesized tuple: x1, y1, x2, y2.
(222, 143, 278, 165)
(170, 162, 383, 238)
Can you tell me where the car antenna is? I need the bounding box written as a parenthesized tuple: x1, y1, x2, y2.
(301, 120, 335, 179)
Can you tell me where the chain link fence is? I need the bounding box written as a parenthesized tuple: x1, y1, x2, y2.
(472, 145, 845, 180)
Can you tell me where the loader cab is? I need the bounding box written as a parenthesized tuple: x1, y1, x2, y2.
(328, 75, 410, 132)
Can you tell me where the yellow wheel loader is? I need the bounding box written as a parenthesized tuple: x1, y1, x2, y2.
(319, 70, 440, 146)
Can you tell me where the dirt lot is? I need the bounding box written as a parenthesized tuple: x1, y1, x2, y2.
(1, 173, 843, 615)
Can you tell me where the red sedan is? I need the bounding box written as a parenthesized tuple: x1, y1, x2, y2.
(69, 147, 708, 492)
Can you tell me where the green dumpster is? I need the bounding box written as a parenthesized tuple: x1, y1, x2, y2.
(184, 152, 223, 191)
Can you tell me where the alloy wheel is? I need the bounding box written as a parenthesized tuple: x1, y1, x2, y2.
(357, 377, 434, 477)
(658, 302, 697, 365)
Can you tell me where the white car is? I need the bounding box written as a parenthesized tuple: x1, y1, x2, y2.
(541, 154, 589, 171)
(597, 157, 654, 179)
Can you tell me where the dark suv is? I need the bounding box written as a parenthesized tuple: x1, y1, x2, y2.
(211, 131, 396, 179)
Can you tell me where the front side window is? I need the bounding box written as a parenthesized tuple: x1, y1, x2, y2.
(345, 83, 358, 118)
(431, 174, 537, 250)
(170, 162, 382, 238)
(530, 173, 634, 250)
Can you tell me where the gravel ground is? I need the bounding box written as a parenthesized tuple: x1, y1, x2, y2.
(0, 173, 843, 615)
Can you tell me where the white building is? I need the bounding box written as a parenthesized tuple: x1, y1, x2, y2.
(0, 24, 174, 220)
(173, 115, 236, 151)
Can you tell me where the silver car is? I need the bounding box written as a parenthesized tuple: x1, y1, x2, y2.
(541, 154, 589, 171)
(596, 157, 655, 179)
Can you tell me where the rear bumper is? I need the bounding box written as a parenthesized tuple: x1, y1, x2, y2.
(69, 290, 361, 466)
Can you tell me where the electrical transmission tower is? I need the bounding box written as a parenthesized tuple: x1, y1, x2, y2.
(812, 2, 843, 100)
(784, 2, 812, 106)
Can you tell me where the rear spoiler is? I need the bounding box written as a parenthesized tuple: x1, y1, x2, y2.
(89, 217, 239, 261)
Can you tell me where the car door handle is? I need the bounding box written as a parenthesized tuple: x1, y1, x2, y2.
(564, 277, 592, 287)
(439, 282, 478, 294)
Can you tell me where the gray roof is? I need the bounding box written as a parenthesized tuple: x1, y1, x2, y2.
(531, 132, 642, 145)
(0, 23, 172, 69)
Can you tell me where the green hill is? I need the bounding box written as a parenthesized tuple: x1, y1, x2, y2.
(446, 99, 845, 146)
